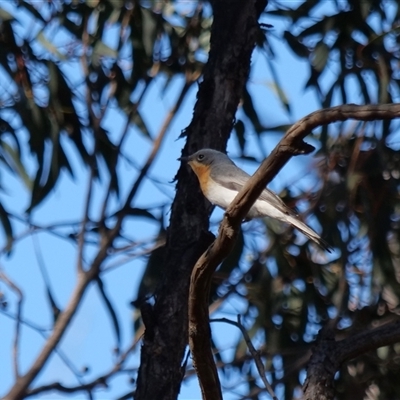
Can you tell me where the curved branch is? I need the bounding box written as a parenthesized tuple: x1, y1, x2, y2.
(188, 102, 400, 399)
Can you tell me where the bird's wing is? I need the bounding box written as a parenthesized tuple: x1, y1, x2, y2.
(210, 166, 297, 216)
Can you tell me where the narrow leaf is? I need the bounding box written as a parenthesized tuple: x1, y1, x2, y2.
(96, 276, 121, 351)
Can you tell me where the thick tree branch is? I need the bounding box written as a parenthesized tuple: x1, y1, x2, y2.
(336, 319, 400, 363)
(189, 103, 400, 399)
(303, 319, 400, 400)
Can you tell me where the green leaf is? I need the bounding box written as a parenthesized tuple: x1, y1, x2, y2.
(283, 31, 309, 58)
(131, 110, 151, 139)
(242, 86, 264, 135)
(234, 120, 246, 152)
(27, 155, 60, 213)
(312, 41, 329, 73)
(85, 0, 100, 7)
(141, 8, 158, 57)
(123, 207, 157, 221)
(18, 2, 45, 22)
(48, 62, 89, 163)
(265, 56, 291, 114)
(0, 202, 13, 254)
(264, 124, 292, 133)
(96, 276, 121, 351)
(96, 128, 119, 194)
(0, 7, 14, 21)
(355, 72, 371, 104)
(92, 40, 118, 67)
(1, 142, 32, 189)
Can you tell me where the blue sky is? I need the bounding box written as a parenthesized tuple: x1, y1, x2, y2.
(0, 1, 378, 399)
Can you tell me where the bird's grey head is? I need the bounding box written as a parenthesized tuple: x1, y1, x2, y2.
(185, 148, 229, 167)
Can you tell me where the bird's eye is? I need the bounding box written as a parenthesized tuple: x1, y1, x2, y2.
(197, 154, 205, 161)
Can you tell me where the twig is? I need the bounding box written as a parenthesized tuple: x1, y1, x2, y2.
(102, 238, 166, 272)
(0, 270, 23, 379)
(211, 316, 278, 400)
(25, 337, 138, 397)
(0, 309, 49, 333)
(0, 217, 82, 255)
(32, 235, 60, 320)
(0, 309, 91, 380)
(188, 102, 400, 400)
(3, 272, 93, 400)
(77, 168, 94, 273)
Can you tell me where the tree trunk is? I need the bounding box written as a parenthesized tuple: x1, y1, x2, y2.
(134, 1, 268, 399)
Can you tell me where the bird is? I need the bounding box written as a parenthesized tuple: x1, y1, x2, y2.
(180, 148, 331, 252)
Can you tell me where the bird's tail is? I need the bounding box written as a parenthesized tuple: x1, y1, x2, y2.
(284, 214, 332, 253)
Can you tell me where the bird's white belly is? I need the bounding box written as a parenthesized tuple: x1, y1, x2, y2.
(205, 180, 285, 220)
(205, 182, 238, 209)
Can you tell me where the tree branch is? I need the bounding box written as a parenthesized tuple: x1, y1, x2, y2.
(25, 337, 138, 398)
(211, 317, 278, 400)
(4, 272, 92, 400)
(188, 103, 400, 400)
(303, 319, 400, 400)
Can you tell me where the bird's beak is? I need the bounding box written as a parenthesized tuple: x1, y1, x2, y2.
(178, 156, 189, 162)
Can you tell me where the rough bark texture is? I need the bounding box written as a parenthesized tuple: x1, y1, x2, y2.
(303, 328, 338, 400)
(303, 317, 400, 399)
(134, 1, 268, 399)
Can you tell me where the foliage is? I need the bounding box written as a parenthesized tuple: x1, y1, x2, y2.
(1, 0, 400, 399)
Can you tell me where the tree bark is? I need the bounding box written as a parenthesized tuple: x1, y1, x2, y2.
(134, 1, 267, 399)
(303, 319, 400, 399)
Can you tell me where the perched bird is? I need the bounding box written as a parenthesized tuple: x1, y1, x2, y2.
(180, 148, 331, 252)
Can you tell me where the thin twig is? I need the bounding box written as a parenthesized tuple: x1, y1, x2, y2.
(77, 168, 94, 273)
(211, 316, 278, 400)
(32, 235, 56, 302)
(0, 217, 81, 255)
(25, 337, 139, 397)
(102, 238, 166, 272)
(0, 309, 87, 380)
(0, 270, 23, 379)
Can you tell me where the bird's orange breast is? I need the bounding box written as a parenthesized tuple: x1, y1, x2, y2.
(188, 161, 212, 196)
